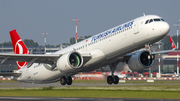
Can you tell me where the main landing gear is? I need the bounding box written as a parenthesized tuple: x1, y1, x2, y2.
(60, 76, 72, 85)
(107, 63, 119, 85)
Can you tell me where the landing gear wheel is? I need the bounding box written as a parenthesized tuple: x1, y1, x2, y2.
(107, 76, 113, 85)
(60, 77, 67, 85)
(67, 76, 72, 85)
(114, 76, 119, 84)
(107, 63, 119, 85)
(148, 54, 155, 60)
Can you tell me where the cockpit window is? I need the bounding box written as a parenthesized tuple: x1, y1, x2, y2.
(154, 18, 161, 21)
(161, 19, 165, 21)
(149, 19, 153, 23)
(145, 20, 149, 24)
(145, 18, 165, 25)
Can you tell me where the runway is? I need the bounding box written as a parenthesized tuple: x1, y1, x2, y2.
(0, 97, 179, 101)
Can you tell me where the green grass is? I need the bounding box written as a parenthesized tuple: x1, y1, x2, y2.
(0, 80, 17, 83)
(53, 85, 180, 91)
(0, 80, 180, 99)
(0, 89, 179, 99)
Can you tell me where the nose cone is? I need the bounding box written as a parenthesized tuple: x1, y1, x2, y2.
(160, 22, 170, 36)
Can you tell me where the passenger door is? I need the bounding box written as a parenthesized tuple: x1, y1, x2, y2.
(134, 18, 141, 34)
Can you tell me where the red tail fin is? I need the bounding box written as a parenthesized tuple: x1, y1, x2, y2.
(168, 35, 176, 50)
(9, 29, 30, 69)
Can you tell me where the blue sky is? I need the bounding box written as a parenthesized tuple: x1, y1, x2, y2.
(0, 0, 180, 45)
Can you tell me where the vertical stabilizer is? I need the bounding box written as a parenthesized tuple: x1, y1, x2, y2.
(168, 35, 176, 50)
(9, 29, 30, 69)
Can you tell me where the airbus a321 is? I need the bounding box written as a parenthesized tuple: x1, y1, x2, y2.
(0, 15, 176, 85)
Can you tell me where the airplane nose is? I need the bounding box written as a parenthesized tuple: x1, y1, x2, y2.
(160, 22, 170, 35)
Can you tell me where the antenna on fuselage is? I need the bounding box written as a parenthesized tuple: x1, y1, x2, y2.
(143, 13, 145, 16)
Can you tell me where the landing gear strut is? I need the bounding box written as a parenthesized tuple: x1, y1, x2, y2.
(107, 63, 119, 85)
(60, 76, 72, 85)
(145, 44, 155, 60)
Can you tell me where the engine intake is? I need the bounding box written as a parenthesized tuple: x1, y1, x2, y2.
(140, 51, 153, 66)
(69, 53, 81, 67)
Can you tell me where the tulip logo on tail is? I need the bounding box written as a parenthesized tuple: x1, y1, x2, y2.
(15, 39, 30, 69)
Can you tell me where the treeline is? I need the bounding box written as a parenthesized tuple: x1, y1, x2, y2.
(0, 35, 91, 48)
(1, 35, 176, 49)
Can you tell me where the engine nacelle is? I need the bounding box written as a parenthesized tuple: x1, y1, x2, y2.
(56, 51, 83, 73)
(127, 50, 154, 72)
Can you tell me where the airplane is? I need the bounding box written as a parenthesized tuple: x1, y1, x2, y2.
(0, 14, 176, 85)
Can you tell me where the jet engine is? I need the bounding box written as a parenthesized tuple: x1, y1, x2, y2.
(56, 51, 83, 73)
(127, 50, 154, 71)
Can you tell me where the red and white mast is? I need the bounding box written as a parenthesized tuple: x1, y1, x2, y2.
(42, 32, 48, 54)
(158, 41, 161, 77)
(73, 18, 80, 43)
(173, 23, 180, 76)
(177, 23, 179, 76)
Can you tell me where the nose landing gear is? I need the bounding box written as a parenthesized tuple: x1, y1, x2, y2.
(145, 44, 155, 60)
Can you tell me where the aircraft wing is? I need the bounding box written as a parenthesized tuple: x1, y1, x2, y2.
(0, 52, 92, 68)
(0, 72, 21, 77)
(0, 53, 61, 66)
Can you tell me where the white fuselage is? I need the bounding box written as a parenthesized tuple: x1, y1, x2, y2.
(13, 15, 170, 83)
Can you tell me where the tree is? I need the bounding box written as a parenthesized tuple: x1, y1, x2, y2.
(46, 44, 55, 48)
(0, 35, 92, 48)
(84, 35, 91, 39)
(0, 41, 12, 47)
(70, 37, 76, 45)
(23, 39, 39, 47)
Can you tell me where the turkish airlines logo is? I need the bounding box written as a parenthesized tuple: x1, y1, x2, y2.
(15, 39, 29, 69)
